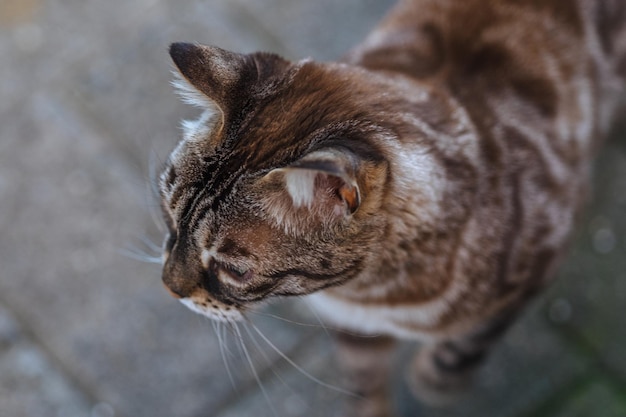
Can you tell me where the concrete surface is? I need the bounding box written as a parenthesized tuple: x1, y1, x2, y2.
(1, 0, 625, 416)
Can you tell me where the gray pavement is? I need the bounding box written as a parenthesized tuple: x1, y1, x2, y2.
(1, 0, 625, 416)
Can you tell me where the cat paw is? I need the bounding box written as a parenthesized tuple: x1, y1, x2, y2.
(406, 345, 473, 407)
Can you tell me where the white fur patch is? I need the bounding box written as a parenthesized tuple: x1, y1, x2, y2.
(307, 273, 470, 341)
(200, 247, 217, 269)
(171, 71, 214, 109)
(307, 292, 439, 342)
(284, 169, 317, 208)
(181, 117, 204, 138)
(180, 110, 216, 142)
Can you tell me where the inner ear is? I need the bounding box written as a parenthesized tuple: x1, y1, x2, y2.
(272, 149, 362, 216)
(316, 172, 360, 215)
(338, 181, 360, 214)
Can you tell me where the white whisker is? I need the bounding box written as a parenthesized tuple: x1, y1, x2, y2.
(220, 321, 236, 360)
(249, 322, 359, 398)
(304, 299, 332, 339)
(247, 308, 382, 338)
(118, 246, 162, 264)
(147, 149, 166, 234)
(247, 310, 328, 328)
(137, 234, 163, 254)
(223, 320, 240, 341)
(213, 321, 238, 392)
(234, 323, 279, 417)
(243, 322, 300, 400)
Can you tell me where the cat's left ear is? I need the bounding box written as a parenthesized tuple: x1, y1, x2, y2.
(269, 149, 361, 216)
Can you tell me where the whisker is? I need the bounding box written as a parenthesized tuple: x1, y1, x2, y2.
(246, 310, 329, 328)
(234, 323, 279, 417)
(213, 321, 238, 392)
(147, 149, 166, 234)
(118, 246, 162, 264)
(304, 299, 332, 339)
(247, 308, 382, 339)
(222, 320, 240, 341)
(248, 321, 360, 398)
(219, 321, 237, 360)
(148, 149, 164, 197)
(137, 234, 163, 254)
(242, 321, 300, 399)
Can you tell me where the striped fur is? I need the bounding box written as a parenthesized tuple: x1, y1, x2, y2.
(160, 1, 626, 413)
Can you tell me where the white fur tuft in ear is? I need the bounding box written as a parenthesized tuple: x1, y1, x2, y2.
(179, 110, 217, 141)
(284, 169, 317, 208)
(171, 71, 215, 109)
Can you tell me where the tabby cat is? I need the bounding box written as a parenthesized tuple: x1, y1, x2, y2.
(159, 0, 626, 415)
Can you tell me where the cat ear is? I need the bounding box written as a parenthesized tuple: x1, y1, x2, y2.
(169, 42, 290, 111)
(170, 42, 251, 109)
(271, 149, 361, 216)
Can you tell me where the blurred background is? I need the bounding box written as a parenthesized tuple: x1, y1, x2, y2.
(1, 0, 625, 416)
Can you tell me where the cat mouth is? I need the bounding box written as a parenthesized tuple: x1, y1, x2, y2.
(178, 288, 245, 322)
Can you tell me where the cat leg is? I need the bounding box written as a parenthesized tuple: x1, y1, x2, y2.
(407, 309, 518, 406)
(333, 332, 397, 417)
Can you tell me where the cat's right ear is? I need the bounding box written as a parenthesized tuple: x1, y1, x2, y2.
(169, 42, 290, 114)
(169, 43, 253, 110)
(170, 42, 256, 109)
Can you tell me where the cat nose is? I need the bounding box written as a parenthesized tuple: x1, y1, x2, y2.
(162, 269, 195, 298)
(161, 252, 201, 299)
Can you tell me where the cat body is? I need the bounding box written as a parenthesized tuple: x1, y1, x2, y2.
(160, 0, 626, 414)
(308, 0, 626, 341)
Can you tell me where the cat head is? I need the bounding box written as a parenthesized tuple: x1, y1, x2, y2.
(159, 42, 399, 322)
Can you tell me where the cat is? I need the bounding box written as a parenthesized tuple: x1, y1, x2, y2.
(158, 0, 626, 415)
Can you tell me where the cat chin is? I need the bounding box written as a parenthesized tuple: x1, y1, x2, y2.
(179, 298, 244, 323)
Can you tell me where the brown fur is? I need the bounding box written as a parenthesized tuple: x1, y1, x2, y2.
(160, 0, 626, 414)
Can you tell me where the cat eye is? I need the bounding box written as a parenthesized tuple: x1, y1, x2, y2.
(209, 259, 253, 283)
(222, 265, 253, 282)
